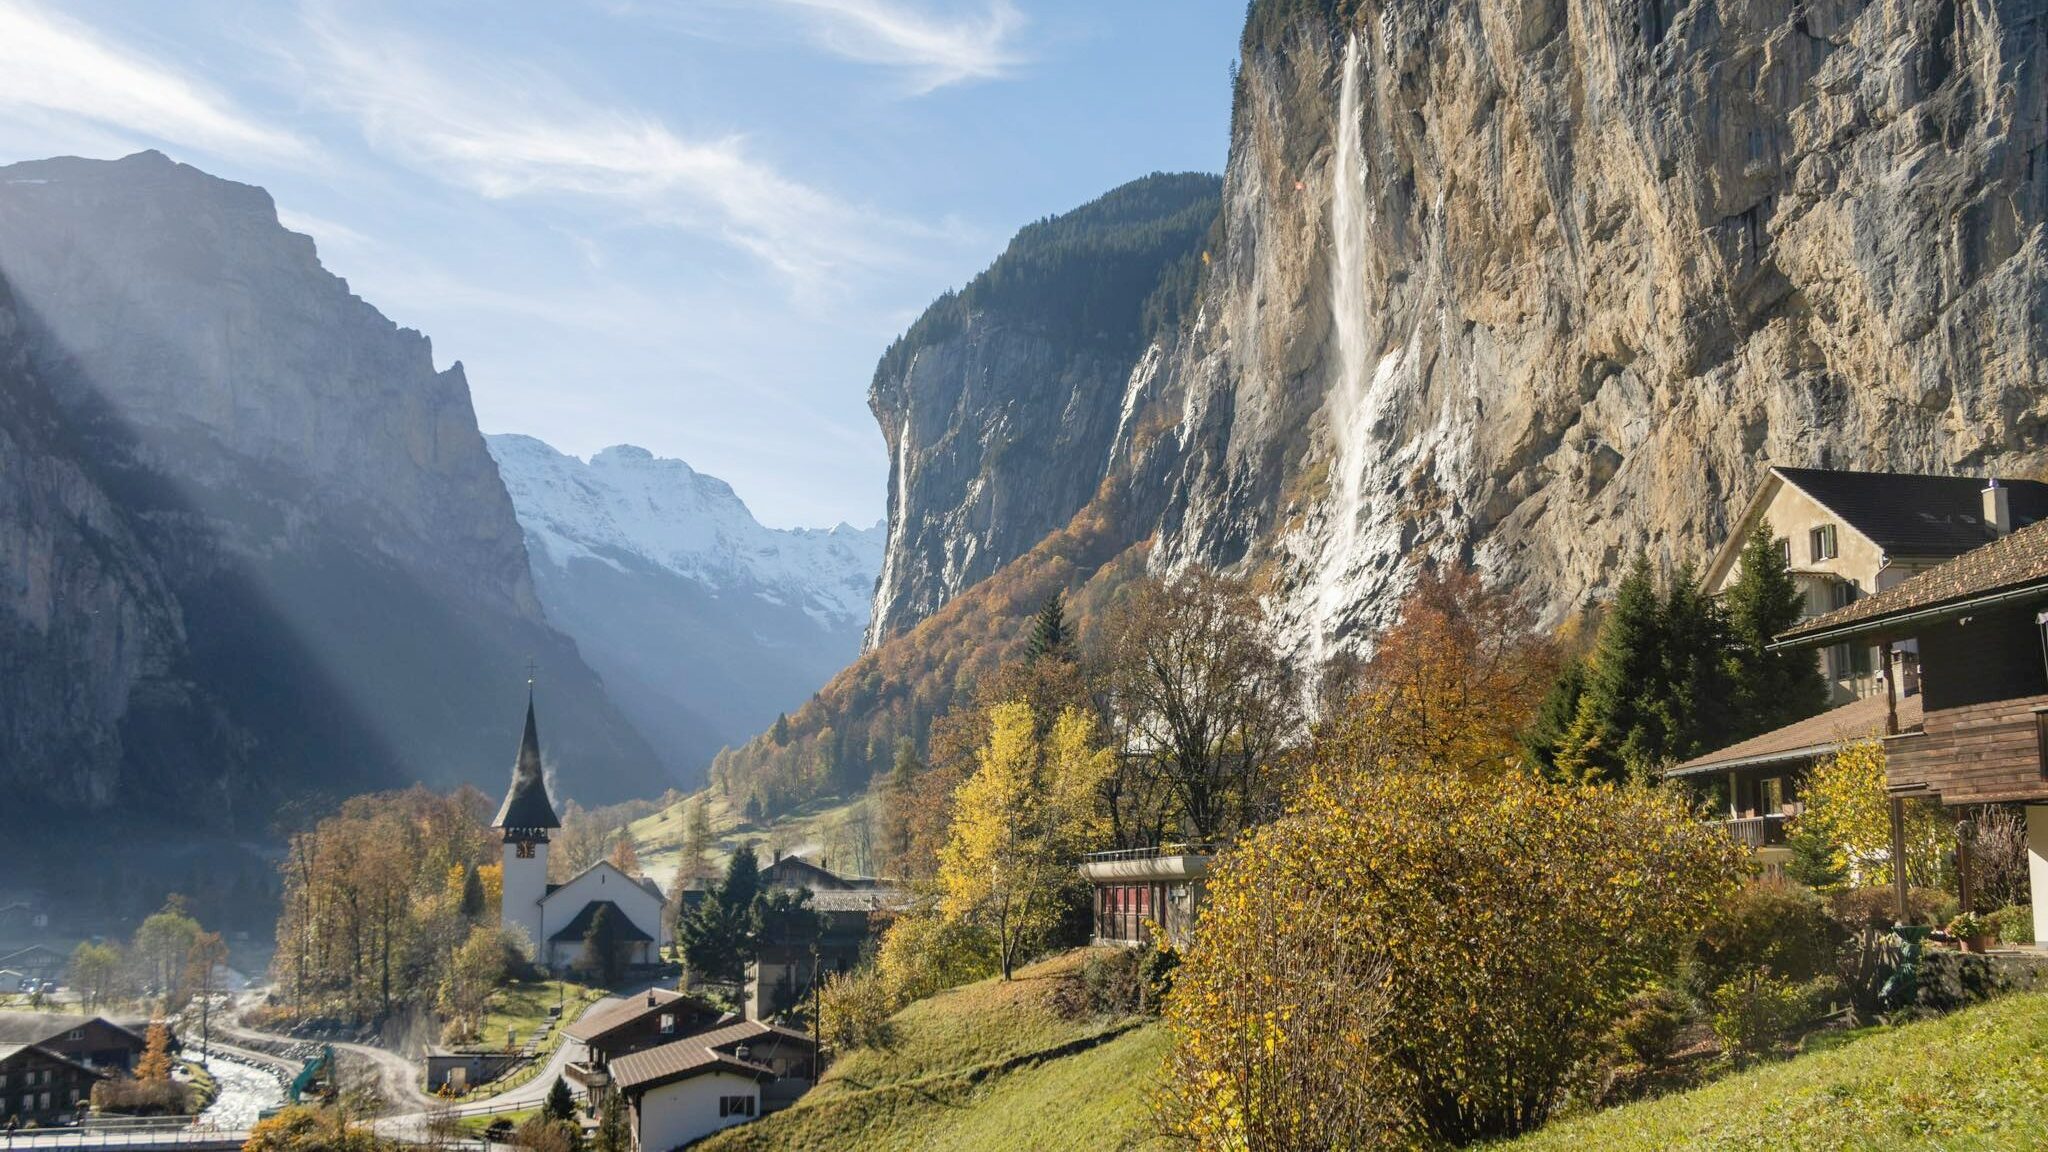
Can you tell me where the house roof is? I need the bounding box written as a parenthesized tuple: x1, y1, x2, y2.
(0, 1042, 112, 1078)
(807, 889, 911, 914)
(1775, 468, 2048, 556)
(608, 1020, 811, 1095)
(1665, 693, 1923, 778)
(1777, 518, 2048, 647)
(543, 860, 665, 908)
(563, 988, 714, 1043)
(491, 696, 561, 833)
(546, 900, 653, 944)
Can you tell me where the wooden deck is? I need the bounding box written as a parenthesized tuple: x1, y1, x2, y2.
(1886, 692, 2048, 805)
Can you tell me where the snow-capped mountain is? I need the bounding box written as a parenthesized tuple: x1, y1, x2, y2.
(488, 434, 883, 780)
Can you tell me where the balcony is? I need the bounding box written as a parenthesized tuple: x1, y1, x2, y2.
(1721, 814, 1790, 848)
(1079, 844, 1214, 883)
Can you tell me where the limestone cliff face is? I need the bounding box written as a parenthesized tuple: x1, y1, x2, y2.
(0, 152, 665, 824)
(864, 173, 1222, 647)
(1131, 0, 2047, 658)
(877, 0, 2047, 662)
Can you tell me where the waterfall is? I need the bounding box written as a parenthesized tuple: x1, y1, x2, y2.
(866, 409, 914, 648)
(1309, 31, 1372, 668)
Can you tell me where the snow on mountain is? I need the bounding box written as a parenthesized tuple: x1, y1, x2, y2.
(489, 435, 883, 628)
(487, 434, 882, 780)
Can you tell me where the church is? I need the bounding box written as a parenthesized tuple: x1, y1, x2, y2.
(494, 695, 670, 973)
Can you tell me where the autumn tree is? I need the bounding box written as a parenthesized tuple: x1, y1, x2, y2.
(1321, 563, 1558, 776)
(439, 925, 511, 1043)
(69, 941, 123, 1009)
(937, 702, 1113, 978)
(136, 1019, 174, 1081)
(1797, 738, 1955, 889)
(132, 897, 201, 1007)
(680, 796, 715, 885)
(1100, 568, 1298, 842)
(607, 836, 642, 877)
(1164, 747, 1744, 1146)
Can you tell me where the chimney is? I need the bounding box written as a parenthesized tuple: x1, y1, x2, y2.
(646, 990, 657, 1008)
(1985, 477, 2012, 537)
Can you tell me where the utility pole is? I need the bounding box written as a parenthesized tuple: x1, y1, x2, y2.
(810, 949, 821, 1087)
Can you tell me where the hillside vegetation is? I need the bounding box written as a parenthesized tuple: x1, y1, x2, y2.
(699, 950, 1169, 1152)
(1508, 992, 2048, 1151)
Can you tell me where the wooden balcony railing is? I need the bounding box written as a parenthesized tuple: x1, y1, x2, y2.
(1721, 814, 1790, 848)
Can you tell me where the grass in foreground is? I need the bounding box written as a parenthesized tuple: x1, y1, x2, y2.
(700, 948, 1170, 1152)
(1508, 991, 2048, 1151)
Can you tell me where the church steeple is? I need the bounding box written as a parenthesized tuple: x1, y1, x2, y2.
(492, 690, 562, 835)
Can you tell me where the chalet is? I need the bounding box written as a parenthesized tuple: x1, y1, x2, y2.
(1773, 512, 2048, 942)
(1665, 693, 1923, 873)
(744, 855, 907, 1021)
(0, 1014, 148, 1072)
(0, 946, 64, 985)
(609, 1019, 815, 1152)
(0, 1043, 104, 1127)
(1079, 846, 1210, 949)
(1706, 468, 2048, 702)
(565, 987, 725, 1069)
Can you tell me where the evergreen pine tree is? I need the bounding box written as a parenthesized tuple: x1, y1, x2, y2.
(1659, 563, 1735, 763)
(1563, 555, 1669, 781)
(1523, 658, 1587, 774)
(1724, 523, 1828, 736)
(1025, 592, 1074, 663)
(544, 1075, 577, 1123)
(678, 842, 763, 984)
(770, 713, 790, 744)
(594, 1089, 631, 1152)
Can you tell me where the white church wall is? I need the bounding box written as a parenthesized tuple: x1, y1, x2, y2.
(540, 861, 668, 960)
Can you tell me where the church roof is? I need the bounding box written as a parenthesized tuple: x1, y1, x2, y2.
(492, 695, 561, 832)
(547, 900, 653, 944)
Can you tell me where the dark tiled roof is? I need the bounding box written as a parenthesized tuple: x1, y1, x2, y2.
(563, 987, 709, 1043)
(1775, 468, 2048, 558)
(0, 1013, 91, 1045)
(492, 697, 561, 832)
(1666, 693, 1922, 777)
(547, 900, 653, 944)
(608, 1020, 811, 1094)
(1779, 518, 2048, 644)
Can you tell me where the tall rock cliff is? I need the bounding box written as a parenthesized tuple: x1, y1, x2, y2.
(488, 434, 882, 781)
(0, 152, 664, 827)
(878, 0, 2047, 661)
(866, 172, 1222, 646)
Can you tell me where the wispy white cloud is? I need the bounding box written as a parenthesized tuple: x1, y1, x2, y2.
(298, 5, 919, 294)
(760, 0, 1026, 93)
(0, 0, 305, 162)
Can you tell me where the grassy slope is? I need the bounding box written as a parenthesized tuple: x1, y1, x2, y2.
(699, 950, 1171, 1152)
(629, 789, 870, 894)
(1508, 992, 2048, 1151)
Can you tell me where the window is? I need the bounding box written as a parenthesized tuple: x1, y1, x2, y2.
(718, 1094, 756, 1118)
(1810, 524, 1837, 562)
(658, 1014, 675, 1035)
(1775, 537, 1792, 567)
(66, 1029, 82, 1041)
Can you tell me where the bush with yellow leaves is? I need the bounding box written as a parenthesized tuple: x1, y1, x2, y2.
(1162, 763, 1746, 1149)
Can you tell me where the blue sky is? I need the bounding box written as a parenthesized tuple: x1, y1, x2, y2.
(0, 0, 1242, 527)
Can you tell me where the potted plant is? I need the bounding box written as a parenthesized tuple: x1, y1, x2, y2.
(1947, 912, 1992, 954)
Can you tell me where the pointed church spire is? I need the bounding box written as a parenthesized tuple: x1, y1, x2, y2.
(492, 690, 562, 833)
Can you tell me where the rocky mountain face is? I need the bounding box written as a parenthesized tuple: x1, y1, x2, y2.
(876, 0, 2047, 663)
(0, 152, 664, 828)
(866, 172, 1222, 646)
(488, 434, 882, 780)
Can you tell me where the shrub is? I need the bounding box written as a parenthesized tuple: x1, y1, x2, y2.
(513, 1116, 583, 1152)
(1827, 886, 1954, 931)
(1708, 971, 1812, 1061)
(1836, 927, 1901, 1019)
(1946, 912, 1988, 941)
(1053, 947, 1145, 1019)
(91, 1077, 191, 1116)
(873, 909, 1000, 1006)
(1970, 806, 2032, 911)
(1610, 985, 1690, 1067)
(1989, 905, 2035, 945)
(1162, 766, 1745, 1148)
(817, 968, 896, 1051)
(244, 1107, 398, 1151)
(1690, 881, 1841, 993)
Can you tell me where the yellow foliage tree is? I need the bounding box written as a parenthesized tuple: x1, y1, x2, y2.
(937, 701, 1110, 979)
(135, 1019, 174, 1082)
(1163, 760, 1745, 1149)
(1796, 738, 1955, 888)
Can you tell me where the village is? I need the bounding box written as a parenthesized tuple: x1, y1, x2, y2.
(3, 459, 2048, 1151)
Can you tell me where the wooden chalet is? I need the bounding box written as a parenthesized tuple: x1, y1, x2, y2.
(1775, 513, 2048, 941)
